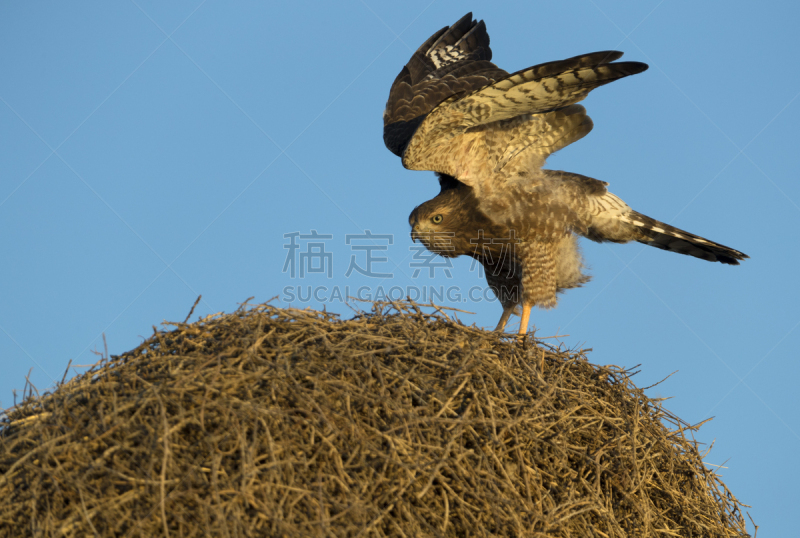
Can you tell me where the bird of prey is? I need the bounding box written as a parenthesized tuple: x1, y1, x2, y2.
(383, 13, 748, 336)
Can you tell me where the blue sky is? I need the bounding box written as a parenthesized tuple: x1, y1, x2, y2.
(2, 1, 798, 534)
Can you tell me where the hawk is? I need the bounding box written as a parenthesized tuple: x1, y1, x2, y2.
(383, 13, 748, 336)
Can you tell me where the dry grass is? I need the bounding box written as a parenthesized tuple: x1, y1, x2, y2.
(0, 299, 750, 537)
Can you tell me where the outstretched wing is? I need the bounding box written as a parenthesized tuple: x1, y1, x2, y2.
(383, 13, 508, 158)
(383, 14, 648, 187)
(402, 51, 648, 183)
(468, 104, 594, 175)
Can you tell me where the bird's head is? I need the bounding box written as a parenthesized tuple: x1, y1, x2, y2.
(408, 189, 469, 258)
(409, 183, 515, 261)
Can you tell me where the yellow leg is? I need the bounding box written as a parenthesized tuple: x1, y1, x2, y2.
(494, 306, 514, 332)
(518, 304, 532, 339)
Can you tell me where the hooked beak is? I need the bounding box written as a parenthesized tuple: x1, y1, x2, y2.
(409, 216, 419, 243)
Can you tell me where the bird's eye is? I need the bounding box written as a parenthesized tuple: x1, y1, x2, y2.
(432, 214, 443, 224)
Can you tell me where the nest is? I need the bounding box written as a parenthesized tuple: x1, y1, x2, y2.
(1, 299, 750, 537)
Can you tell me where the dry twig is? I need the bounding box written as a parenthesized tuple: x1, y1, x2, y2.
(0, 300, 750, 537)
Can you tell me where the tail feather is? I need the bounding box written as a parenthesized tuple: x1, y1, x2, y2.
(621, 211, 748, 265)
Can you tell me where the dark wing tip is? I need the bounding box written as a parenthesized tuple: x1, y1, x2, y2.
(625, 61, 649, 74)
(719, 250, 749, 265)
(456, 12, 474, 25)
(604, 61, 649, 77)
(593, 50, 625, 63)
